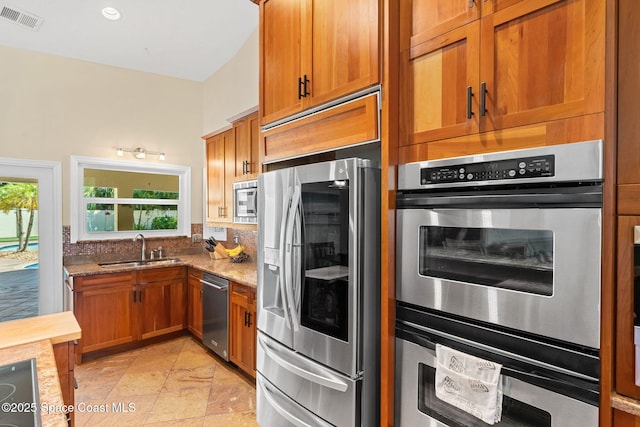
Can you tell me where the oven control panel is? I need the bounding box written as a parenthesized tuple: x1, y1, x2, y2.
(420, 155, 555, 185)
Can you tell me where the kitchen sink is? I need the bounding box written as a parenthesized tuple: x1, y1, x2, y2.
(0, 358, 40, 427)
(98, 258, 183, 269)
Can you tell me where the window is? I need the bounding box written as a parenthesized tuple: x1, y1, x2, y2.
(70, 156, 191, 242)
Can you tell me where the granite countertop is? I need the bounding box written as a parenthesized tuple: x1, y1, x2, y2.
(64, 252, 257, 288)
(612, 392, 640, 416)
(0, 312, 82, 427)
(0, 341, 67, 427)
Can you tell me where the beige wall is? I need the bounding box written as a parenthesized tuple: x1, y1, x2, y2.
(0, 27, 259, 228)
(202, 28, 259, 134)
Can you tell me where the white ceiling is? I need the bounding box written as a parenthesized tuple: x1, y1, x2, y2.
(0, 0, 258, 82)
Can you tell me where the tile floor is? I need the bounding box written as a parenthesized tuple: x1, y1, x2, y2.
(74, 335, 259, 426)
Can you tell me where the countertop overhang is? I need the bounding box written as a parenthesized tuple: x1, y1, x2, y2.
(0, 312, 82, 427)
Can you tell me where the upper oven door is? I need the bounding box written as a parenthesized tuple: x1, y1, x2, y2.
(396, 206, 601, 349)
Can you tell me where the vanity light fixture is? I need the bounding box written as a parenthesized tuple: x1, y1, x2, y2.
(115, 147, 166, 160)
(101, 6, 121, 21)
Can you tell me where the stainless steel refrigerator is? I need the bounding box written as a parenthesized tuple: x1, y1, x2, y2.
(257, 158, 380, 427)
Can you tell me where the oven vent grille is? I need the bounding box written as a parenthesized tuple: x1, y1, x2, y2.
(0, 5, 43, 30)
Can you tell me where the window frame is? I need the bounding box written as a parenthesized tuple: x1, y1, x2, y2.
(70, 156, 191, 243)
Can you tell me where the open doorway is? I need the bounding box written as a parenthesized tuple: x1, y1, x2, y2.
(0, 159, 62, 322)
(0, 178, 39, 321)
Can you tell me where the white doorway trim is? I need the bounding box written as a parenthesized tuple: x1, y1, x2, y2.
(0, 158, 63, 314)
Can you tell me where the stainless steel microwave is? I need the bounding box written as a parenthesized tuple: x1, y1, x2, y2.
(233, 180, 257, 224)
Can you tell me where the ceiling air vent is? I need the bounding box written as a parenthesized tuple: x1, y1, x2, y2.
(0, 5, 43, 30)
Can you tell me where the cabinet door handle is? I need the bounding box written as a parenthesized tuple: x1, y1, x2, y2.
(133, 289, 137, 303)
(244, 312, 249, 326)
(247, 312, 252, 328)
(480, 82, 487, 117)
(138, 289, 143, 303)
(242, 160, 246, 175)
(302, 74, 310, 97)
(298, 77, 304, 99)
(469, 0, 475, 8)
(466, 86, 475, 119)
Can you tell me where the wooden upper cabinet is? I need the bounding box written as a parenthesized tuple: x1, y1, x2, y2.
(205, 129, 234, 223)
(260, 0, 379, 126)
(261, 0, 304, 124)
(400, 0, 480, 50)
(479, 0, 605, 133)
(233, 111, 260, 180)
(400, 0, 605, 150)
(400, 21, 480, 145)
(308, 0, 379, 107)
(618, 0, 640, 187)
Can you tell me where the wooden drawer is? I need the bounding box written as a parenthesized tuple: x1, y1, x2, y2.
(74, 272, 135, 291)
(188, 267, 203, 280)
(262, 92, 379, 163)
(230, 283, 255, 308)
(138, 266, 186, 283)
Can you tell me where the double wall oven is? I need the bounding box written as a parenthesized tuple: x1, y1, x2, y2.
(395, 141, 603, 426)
(257, 158, 380, 427)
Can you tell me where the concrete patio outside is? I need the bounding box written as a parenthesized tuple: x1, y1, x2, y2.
(0, 251, 39, 322)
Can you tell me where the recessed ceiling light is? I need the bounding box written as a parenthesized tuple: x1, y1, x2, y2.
(101, 7, 121, 21)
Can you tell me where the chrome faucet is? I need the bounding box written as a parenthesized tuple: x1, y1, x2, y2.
(133, 233, 146, 260)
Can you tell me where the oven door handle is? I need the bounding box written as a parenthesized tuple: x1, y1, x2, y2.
(258, 334, 349, 392)
(397, 322, 600, 400)
(397, 186, 603, 209)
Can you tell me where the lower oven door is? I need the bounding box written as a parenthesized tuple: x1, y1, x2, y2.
(396, 206, 601, 349)
(395, 337, 599, 427)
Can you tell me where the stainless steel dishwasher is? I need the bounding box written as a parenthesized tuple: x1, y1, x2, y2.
(201, 272, 229, 361)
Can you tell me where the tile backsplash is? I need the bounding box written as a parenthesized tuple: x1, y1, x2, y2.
(63, 224, 257, 261)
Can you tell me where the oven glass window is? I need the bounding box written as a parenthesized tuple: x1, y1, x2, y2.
(418, 363, 551, 426)
(419, 226, 553, 296)
(300, 181, 350, 341)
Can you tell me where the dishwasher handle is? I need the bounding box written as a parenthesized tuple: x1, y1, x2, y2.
(200, 279, 228, 291)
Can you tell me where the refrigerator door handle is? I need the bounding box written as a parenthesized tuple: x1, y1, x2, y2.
(278, 186, 294, 330)
(258, 333, 349, 392)
(257, 375, 334, 427)
(284, 184, 301, 331)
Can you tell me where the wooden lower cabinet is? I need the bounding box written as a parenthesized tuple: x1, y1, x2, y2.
(138, 267, 186, 340)
(74, 267, 186, 361)
(229, 282, 256, 378)
(74, 271, 137, 360)
(614, 408, 640, 426)
(53, 341, 76, 426)
(187, 267, 204, 339)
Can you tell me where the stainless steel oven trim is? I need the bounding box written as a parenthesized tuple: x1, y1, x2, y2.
(396, 206, 602, 349)
(398, 139, 603, 190)
(401, 319, 597, 382)
(395, 338, 599, 427)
